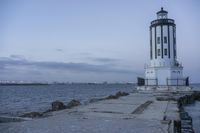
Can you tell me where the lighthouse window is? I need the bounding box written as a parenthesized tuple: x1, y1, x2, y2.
(157, 37, 160, 44)
(164, 49, 167, 55)
(164, 36, 167, 43)
(158, 49, 161, 56)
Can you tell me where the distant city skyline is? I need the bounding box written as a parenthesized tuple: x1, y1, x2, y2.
(1, 0, 200, 83)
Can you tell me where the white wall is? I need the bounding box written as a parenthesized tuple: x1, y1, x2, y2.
(145, 66, 184, 85)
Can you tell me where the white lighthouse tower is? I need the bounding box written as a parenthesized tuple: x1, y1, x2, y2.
(144, 8, 188, 86)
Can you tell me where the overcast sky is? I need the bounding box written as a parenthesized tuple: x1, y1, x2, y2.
(0, 0, 200, 83)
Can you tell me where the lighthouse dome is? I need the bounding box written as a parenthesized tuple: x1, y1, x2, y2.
(157, 7, 168, 19)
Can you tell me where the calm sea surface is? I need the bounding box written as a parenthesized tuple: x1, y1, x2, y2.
(0, 84, 135, 117)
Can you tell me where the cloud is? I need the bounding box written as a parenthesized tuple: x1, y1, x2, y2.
(10, 54, 26, 60)
(56, 49, 64, 52)
(0, 56, 143, 82)
(0, 56, 135, 74)
(83, 56, 120, 66)
(88, 57, 118, 63)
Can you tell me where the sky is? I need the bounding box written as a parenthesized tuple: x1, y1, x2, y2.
(0, 0, 200, 83)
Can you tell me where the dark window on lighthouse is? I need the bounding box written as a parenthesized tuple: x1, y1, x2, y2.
(164, 49, 167, 55)
(164, 36, 167, 43)
(157, 37, 160, 44)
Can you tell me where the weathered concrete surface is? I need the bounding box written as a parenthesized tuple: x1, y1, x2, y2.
(0, 90, 194, 133)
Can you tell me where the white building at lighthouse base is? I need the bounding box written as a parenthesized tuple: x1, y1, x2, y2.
(145, 63, 187, 86)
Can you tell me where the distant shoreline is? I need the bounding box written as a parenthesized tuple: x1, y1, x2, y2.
(0, 83, 49, 86)
(0, 83, 136, 86)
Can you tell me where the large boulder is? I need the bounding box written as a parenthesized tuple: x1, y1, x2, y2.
(20, 112, 43, 118)
(105, 95, 118, 99)
(193, 91, 200, 101)
(116, 91, 129, 97)
(51, 100, 66, 111)
(66, 99, 81, 109)
(105, 91, 129, 100)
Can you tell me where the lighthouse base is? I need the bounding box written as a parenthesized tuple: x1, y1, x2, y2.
(137, 86, 192, 91)
(145, 66, 188, 86)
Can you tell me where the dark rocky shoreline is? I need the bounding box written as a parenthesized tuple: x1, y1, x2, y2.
(19, 99, 82, 118)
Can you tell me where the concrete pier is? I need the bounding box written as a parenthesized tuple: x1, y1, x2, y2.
(0, 88, 197, 133)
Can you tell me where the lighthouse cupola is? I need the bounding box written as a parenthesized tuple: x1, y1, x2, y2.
(157, 7, 168, 19)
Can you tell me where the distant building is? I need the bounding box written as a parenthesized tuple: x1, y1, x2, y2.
(140, 8, 189, 86)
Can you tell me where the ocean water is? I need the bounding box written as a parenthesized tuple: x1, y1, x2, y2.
(0, 84, 135, 117)
(190, 83, 200, 91)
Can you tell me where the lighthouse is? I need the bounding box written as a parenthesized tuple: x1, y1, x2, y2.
(144, 8, 189, 86)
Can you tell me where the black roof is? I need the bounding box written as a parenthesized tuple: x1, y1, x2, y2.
(157, 7, 168, 14)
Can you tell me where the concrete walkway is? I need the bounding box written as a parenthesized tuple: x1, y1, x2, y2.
(0, 92, 181, 133)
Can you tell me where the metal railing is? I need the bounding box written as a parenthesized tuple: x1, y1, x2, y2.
(140, 77, 189, 86)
